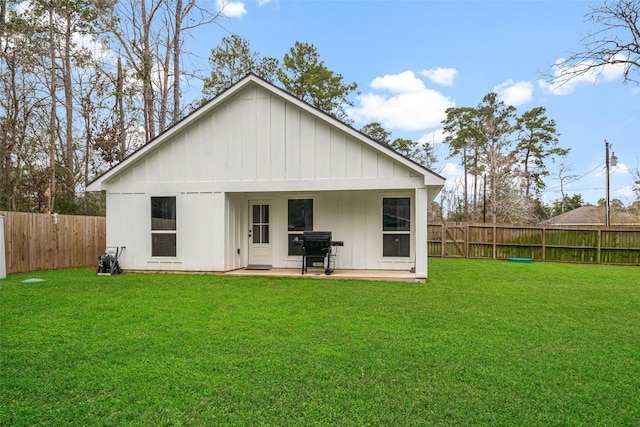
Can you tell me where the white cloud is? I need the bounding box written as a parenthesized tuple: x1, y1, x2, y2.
(615, 185, 636, 200)
(351, 71, 455, 131)
(494, 80, 533, 106)
(539, 56, 626, 95)
(73, 33, 116, 65)
(418, 129, 445, 145)
(595, 162, 629, 177)
(439, 162, 463, 180)
(371, 71, 426, 93)
(258, 0, 272, 4)
(419, 68, 457, 86)
(613, 162, 629, 176)
(218, 0, 247, 18)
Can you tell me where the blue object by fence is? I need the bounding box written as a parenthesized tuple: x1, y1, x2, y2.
(508, 258, 532, 263)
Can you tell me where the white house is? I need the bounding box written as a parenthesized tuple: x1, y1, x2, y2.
(87, 74, 445, 279)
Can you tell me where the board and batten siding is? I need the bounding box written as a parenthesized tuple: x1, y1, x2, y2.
(105, 85, 422, 194)
(105, 191, 227, 272)
(103, 189, 419, 272)
(92, 77, 441, 277)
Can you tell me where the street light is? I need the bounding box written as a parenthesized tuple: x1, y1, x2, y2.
(605, 140, 618, 227)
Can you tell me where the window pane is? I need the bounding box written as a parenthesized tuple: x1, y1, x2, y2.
(288, 199, 313, 231)
(262, 225, 269, 243)
(383, 198, 410, 231)
(262, 205, 269, 223)
(151, 197, 176, 230)
(152, 233, 176, 257)
(383, 234, 410, 257)
(253, 205, 261, 224)
(288, 233, 304, 256)
(253, 225, 260, 243)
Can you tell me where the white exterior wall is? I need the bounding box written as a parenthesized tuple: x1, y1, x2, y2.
(106, 191, 226, 272)
(106, 189, 418, 273)
(96, 78, 444, 275)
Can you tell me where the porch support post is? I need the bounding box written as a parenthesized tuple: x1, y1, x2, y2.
(415, 187, 428, 279)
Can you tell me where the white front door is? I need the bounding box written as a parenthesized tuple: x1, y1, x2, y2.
(248, 201, 272, 267)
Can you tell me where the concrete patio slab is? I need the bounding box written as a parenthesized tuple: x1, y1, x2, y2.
(224, 268, 425, 283)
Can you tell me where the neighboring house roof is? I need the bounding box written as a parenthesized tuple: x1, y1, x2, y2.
(87, 73, 445, 192)
(543, 206, 640, 226)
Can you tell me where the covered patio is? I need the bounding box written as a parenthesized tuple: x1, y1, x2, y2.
(224, 267, 425, 283)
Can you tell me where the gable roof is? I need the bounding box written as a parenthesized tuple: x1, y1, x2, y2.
(87, 73, 445, 191)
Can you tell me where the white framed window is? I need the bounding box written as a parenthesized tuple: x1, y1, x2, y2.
(288, 199, 313, 256)
(382, 197, 411, 257)
(151, 196, 177, 257)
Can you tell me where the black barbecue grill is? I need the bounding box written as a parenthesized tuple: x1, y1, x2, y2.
(300, 231, 344, 275)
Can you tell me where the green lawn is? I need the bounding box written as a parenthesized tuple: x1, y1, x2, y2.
(1, 259, 639, 426)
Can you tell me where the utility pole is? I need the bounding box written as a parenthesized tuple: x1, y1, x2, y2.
(605, 140, 618, 227)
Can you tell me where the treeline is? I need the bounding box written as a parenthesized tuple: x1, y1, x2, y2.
(436, 93, 569, 224)
(0, 2, 359, 215)
(1, 1, 634, 223)
(0, 0, 225, 214)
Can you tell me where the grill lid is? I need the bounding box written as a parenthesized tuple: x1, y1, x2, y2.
(302, 231, 332, 242)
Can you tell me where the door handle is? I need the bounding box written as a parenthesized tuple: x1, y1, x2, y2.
(248, 229, 252, 237)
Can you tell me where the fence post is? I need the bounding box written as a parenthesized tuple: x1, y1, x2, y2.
(541, 227, 546, 262)
(465, 224, 469, 259)
(0, 215, 5, 279)
(492, 224, 497, 260)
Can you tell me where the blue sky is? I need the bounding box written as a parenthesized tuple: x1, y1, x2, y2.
(192, 0, 639, 206)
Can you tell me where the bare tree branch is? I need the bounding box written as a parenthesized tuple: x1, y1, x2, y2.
(545, 0, 640, 91)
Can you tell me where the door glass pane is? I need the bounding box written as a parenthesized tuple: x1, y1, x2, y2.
(251, 203, 270, 244)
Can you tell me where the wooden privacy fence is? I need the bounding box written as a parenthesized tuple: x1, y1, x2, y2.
(1, 211, 106, 274)
(428, 223, 640, 265)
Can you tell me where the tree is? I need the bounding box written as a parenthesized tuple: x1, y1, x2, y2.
(0, 3, 43, 211)
(551, 194, 585, 217)
(442, 106, 482, 221)
(360, 122, 391, 145)
(202, 34, 279, 99)
(278, 41, 358, 122)
(96, 0, 224, 142)
(515, 106, 567, 198)
(443, 94, 518, 223)
(548, 0, 640, 88)
(552, 161, 579, 214)
(631, 161, 640, 200)
(442, 93, 564, 223)
(360, 122, 437, 168)
(476, 93, 517, 223)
